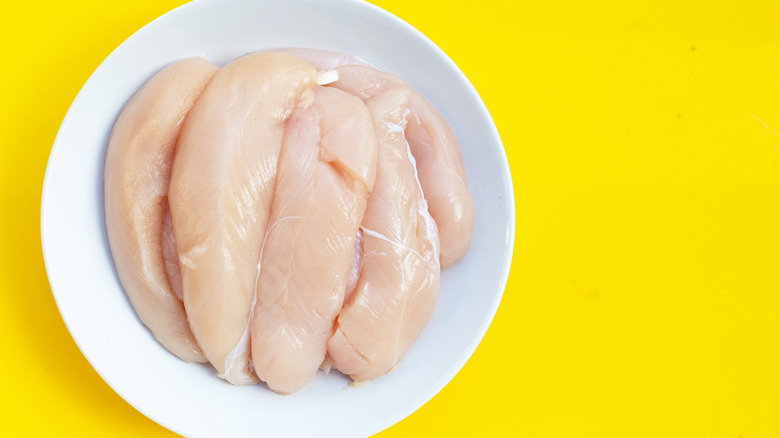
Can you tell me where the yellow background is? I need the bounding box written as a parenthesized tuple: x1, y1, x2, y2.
(2, 0, 780, 436)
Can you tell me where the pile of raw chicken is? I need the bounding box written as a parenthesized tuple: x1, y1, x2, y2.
(104, 49, 474, 394)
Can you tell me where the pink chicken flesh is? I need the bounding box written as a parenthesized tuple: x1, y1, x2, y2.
(329, 65, 473, 269)
(106, 48, 465, 391)
(251, 86, 378, 394)
(168, 52, 318, 384)
(280, 48, 473, 268)
(104, 57, 218, 363)
(328, 87, 441, 382)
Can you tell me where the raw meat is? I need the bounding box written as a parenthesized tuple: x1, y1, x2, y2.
(251, 86, 377, 394)
(104, 57, 218, 363)
(168, 52, 318, 384)
(330, 65, 473, 268)
(327, 87, 441, 382)
(276, 49, 474, 267)
(106, 48, 470, 392)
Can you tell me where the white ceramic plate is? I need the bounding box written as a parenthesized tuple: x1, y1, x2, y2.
(40, 0, 514, 436)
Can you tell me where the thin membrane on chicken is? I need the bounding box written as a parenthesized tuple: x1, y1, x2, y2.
(168, 52, 318, 384)
(278, 48, 473, 268)
(104, 57, 218, 363)
(251, 86, 377, 394)
(330, 66, 473, 269)
(328, 87, 441, 382)
(106, 48, 469, 392)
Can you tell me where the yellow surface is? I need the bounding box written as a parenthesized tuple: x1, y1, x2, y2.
(2, 0, 780, 436)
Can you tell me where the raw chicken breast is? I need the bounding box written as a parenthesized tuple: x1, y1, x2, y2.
(168, 52, 318, 384)
(104, 57, 218, 363)
(274, 49, 472, 267)
(329, 65, 473, 268)
(251, 86, 377, 394)
(404, 92, 473, 268)
(328, 87, 441, 382)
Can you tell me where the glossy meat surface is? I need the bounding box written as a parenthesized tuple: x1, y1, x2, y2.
(251, 86, 377, 393)
(104, 57, 218, 363)
(328, 88, 441, 382)
(169, 52, 317, 384)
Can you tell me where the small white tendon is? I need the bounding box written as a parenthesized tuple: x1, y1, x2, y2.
(316, 70, 339, 85)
